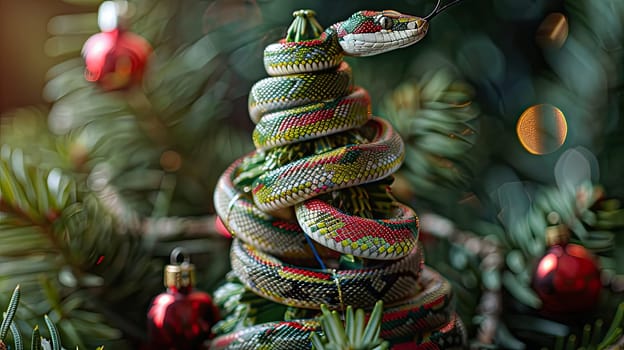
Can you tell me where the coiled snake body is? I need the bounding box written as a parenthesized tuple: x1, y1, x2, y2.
(213, 8, 465, 349)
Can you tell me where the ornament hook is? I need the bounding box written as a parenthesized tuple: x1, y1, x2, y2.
(170, 247, 191, 265)
(97, 0, 134, 32)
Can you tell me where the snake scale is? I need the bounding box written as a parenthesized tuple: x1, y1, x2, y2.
(213, 3, 466, 349)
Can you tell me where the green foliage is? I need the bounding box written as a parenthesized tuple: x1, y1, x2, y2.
(41, 0, 254, 219)
(1, 286, 20, 340)
(503, 303, 624, 350)
(2, 0, 624, 349)
(0, 285, 104, 350)
(44, 315, 61, 350)
(0, 146, 161, 348)
(310, 301, 388, 350)
(31, 326, 41, 350)
(382, 68, 481, 209)
(492, 181, 624, 311)
(0, 108, 61, 168)
(212, 276, 316, 336)
(3, 0, 254, 347)
(597, 303, 624, 350)
(286, 9, 324, 42)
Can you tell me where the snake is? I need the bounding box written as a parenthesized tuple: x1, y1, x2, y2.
(212, 4, 465, 349)
(211, 267, 465, 350)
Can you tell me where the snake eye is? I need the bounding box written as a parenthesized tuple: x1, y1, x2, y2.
(378, 16, 393, 30)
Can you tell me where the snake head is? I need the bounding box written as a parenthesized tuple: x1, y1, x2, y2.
(333, 10, 429, 57)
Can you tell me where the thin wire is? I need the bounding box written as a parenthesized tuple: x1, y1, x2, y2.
(425, 0, 441, 19)
(303, 233, 345, 312)
(424, 0, 463, 20)
(437, 0, 463, 14)
(332, 269, 345, 312)
(304, 233, 328, 271)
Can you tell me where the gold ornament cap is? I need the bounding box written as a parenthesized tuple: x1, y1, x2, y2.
(164, 247, 196, 289)
(545, 212, 570, 247)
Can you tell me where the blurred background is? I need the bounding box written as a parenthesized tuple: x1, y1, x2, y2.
(0, 0, 623, 349)
(0, 1, 81, 112)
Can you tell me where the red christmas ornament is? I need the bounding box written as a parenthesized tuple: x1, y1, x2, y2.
(82, 28, 151, 91)
(214, 216, 232, 239)
(147, 248, 220, 350)
(532, 223, 601, 314)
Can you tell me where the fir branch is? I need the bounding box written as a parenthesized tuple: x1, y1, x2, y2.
(0, 147, 77, 265)
(0, 145, 159, 348)
(421, 213, 505, 345)
(311, 301, 388, 350)
(382, 68, 481, 208)
(142, 215, 222, 238)
(124, 89, 173, 147)
(0, 287, 109, 350)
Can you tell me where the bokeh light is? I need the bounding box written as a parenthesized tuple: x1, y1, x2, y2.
(536, 13, 569, 49)
(516, 104, 567, 155)
(160, 150, 182, 172)
(555, 147, 599, 191)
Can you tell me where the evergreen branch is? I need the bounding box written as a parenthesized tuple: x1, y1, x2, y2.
(503, 305, 624, 350)
(312, 301, 388, 350)
(0, 287, 108, 350)
(0, 146, 76, 222)
(124, 89, 173, 148)
(0, 145, 158, 347)
(89, 181, 142, 233)
(143, 215, 223, 238)
(420, 213, 505, 345)
(0, 147, 77, 266)
(39, 279, 63, 323)
(382, 68, 481, 208)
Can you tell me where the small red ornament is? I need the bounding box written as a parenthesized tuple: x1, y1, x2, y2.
(147, 248, 220, 350)
(214, 216, 232, 239)
(82, 29, 151, 91)
(532, 222, 601, 314)
(82, 1, 151, 91)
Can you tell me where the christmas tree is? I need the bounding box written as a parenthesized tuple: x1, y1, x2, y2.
(0, 0, 623, 349)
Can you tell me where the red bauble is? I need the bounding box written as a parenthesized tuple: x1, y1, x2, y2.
(532, 241, 601, 314)
(214, 216, 232, 239)
(147, 250, 220, 350)
(147, 287, 219, 349)
(82, 29, 151, 91)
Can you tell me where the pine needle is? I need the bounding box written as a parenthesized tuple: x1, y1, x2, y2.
(44, 315, 61, 350)
(0, 285, 20, 340)
(31, 326, 41, 350)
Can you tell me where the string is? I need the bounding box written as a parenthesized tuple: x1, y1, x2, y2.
(303, 233, 328, 271)
(332, 269, 345, 312)
(302, 222, 344, 312)
(424, 0, 463, 20)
